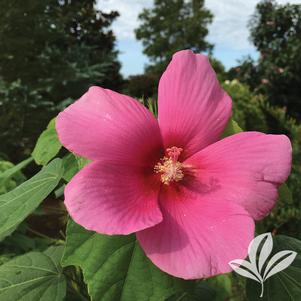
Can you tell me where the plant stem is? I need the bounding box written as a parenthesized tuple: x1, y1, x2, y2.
(260, 281, 264, 298)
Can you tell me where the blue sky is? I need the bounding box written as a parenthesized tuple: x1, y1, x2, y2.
(98, 0, 300, 77)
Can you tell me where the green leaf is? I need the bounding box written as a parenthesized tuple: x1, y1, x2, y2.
(166, 281, 216, 301)
(0, 159, 30, 195)
(0, 159, 64, 241)
(167, 274, 233, 301)
(32, 118, 62, 165)
(0, 246, 66, 301)
(246, 235, 301, 300)
(62, 153, 89, 181)
(278, 183, 293, 203)
(62, 153, 78, 182)
(75, 156, 91, 170)
(62, 220, 194, 301)
(222, 118, 243, 138)
(206, 274, 232, 300)
(0, 157, 32, 182)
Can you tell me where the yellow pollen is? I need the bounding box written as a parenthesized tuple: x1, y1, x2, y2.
(154, 147, 184, 185)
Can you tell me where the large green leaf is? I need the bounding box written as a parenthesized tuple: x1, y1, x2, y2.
(167, 274, 233, 301)
(246, 235, 301, 300)
(166, 281, 216, 301)
(62, 220, 193, 301)
(0, 159, 63, 241)
(206, 274, 232, 300)
(32, 118, 62, 165)
(0, 246, 66, 301)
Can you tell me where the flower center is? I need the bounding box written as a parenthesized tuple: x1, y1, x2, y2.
(154, 146, 184, 185)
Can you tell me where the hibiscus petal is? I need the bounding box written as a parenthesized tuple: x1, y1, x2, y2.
(56, 86, 163, 163)
(137, 185, 254, 279)
(158, 50, 232, 159)
(185, 132, 292, 220)
(64, 160, 163, 235)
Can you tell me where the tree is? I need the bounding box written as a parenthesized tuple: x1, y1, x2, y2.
(135, 0, 213, 74)
(0, 0, 122, 160)
(0, 0, 122, 101)
(124, 73, 159, 99)
(237, 0, 301, 119)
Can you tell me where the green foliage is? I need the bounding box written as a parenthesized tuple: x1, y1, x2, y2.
(62, 154, 79, 182)
(222, 118, 243, 138)
(167, 275, 234, 301)
(206, 274, 233, 301)
(256, 183, 301, 236)
(0, 0, 122, 161)
(210, 57, 227, 82)
(262, 107, 301, 236)
(246, 235, 301, 300)
(32, 119, 62, 165)
(223, 80, 268, 132)
(0, 159, 63, 242)
(75, 156, 91, 170)
(124, 73, 159, 99)
(0, 0, 122, 93)
(0, 246, 66, 301)
(61, 153, 90, 182)
(236, 0, 301, 119)
(0, 158, 31, 194)
(0, 79, 53, 160)
(166, 282, 216, 301)
(135, 0, 213, 74)
(62, 220, 194, 301)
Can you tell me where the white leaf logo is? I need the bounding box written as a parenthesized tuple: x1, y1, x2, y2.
(263, 250, 297, 280)
(229, 232, 297, 298)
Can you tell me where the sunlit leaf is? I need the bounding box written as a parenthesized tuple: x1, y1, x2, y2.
(62, 220, 193, 301)
(32, 118, 62, 165)
(0, 159, 63, 241)
(0, 246, 66, 301)
(0, 157, 32, 182)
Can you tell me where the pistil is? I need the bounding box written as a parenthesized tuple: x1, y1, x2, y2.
(154, 147, 184, 185)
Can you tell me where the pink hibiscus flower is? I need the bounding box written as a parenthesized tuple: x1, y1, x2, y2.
(56, 50, 292, 279)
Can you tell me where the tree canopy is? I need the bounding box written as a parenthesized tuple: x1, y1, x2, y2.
(0, 0, 122, 100)
(0, 0, 122, 160)
(135, 0, 213, 74)
(234, 0, 301, 119)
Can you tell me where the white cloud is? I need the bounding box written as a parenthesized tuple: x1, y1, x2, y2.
(97, 0, 301, 74)
(98, 0, 152, 39)
(98, 0, 301, 47)
(205, 0, 257, 50)
(205, 0, 301, 50)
